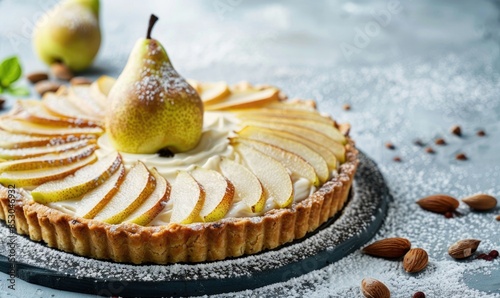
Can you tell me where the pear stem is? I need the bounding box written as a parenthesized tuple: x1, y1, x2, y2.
(146, 14, 159, 39)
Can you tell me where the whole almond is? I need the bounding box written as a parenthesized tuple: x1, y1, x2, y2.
(70, 76, 92, 86)
(448, 239, 481, 259)
(462, 194, 497, 211)
(403, 248, 428, 273)
(361, 278, 391, 298)
(362, 237, 411, 259)
(34, 80, 61, 96)
(416, 194, 459, 214)
(51, 63, 74, 81)
(26, 71, 49, 84)
(496, 215, 500, 221)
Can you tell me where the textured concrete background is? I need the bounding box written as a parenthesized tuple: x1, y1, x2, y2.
(0, 0, 499, 297)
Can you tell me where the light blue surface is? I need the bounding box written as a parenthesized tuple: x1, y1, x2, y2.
(0, 0, 499, 297)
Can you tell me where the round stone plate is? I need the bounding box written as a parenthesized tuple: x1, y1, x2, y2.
(0, 151, 389, 297)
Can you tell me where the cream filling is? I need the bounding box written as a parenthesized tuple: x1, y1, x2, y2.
(50, 111, 325, 225)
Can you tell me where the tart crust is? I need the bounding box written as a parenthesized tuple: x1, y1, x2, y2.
(0, 140, 358, 264)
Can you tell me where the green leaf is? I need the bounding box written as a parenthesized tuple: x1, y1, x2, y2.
(7, 85, 30, 96)
(0, 56, 22, 88)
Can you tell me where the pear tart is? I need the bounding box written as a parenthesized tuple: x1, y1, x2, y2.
(0, 79, 358, 264)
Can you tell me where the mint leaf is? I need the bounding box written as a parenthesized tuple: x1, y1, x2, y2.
(7, 85, 30, 96)
(0, 56, 22, 88)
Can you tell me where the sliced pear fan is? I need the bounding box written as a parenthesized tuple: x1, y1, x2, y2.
(123, 168, 170, 226)
(93, 162, 156, 224)
(0, 139, 95, 160)
(234, 143, 294, 208)
(191, 167, 234, 222)
(0, 119, 103, 137)
(74, 165, 126, 219)
(236, 126, 331, 182)
(0, 145, 96, 171)
(170, 171, 205, 224)
(219, 157, 265, 213)
(204, 87, 280, 111)
(0, 154, 97, 188)
(232, 137, 320, 186)
(31, 152, 122, 204)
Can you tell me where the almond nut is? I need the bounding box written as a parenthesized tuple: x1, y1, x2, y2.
(362, 237, 411, 259)
(403, 248, 428, 273)
(34, 80, 61, 96)
(26, 71, 49, 84)
(462, 194, 497, 211)
(70, 76, 92, 86)
(448, 239, 481, 259)
(361, 278, 391, 298)
(51, 63, 74, 81)
(416, 194, 459, 214)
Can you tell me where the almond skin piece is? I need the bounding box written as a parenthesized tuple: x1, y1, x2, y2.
(362, 237, 411, 259)
(361, 278, 391, 298)
(462, 194, 497, 211)
(403, 248, 428, 273)
(416, 194, 459, 214)
(448, 239, 481, 259)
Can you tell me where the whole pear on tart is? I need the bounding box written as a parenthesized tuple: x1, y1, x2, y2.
(0, 15, 357, 264)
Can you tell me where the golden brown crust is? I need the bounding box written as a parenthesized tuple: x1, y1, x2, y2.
(0, 140, 358, 264)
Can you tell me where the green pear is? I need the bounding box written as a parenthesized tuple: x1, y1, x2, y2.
(33, 0, 101, 72)
(106, 15, 203, 154)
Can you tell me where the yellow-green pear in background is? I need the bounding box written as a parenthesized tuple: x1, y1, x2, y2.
(106, 15, 203, 154)
(33, 0, 101, 72)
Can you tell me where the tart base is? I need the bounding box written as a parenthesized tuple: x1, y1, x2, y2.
(0, 141, 358, 264)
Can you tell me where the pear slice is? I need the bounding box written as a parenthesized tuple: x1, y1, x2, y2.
(204, 87, 280, 111)
(234, 143, 293, 208)
(239, 126, 339, 168)
(0, 130, 94, 149)
(42, 93, 103, 125)
(265, 101, 318, 111)
(232, 137, 320, 186)
(242, 120, 346, 163)
(187, 79, 202, 93)
(90, 75, 116, 110)
(234, 108, 334, 125)
(237, 126, 331, 180)
(170, 171, 205, 224)
(0, 119, 103, 137)
(31, 152, 122, 204)
(219, 157, 265, 213)
(0, 139, 94, 160)
(9, 100, 98, 127)
(0, 154, 97, 188)
(74, 165, 126, 219)
(0, 144, 96, 171)
(196, 81, 231, 105)
(123, 168, 170, 226)
(93, 162, 156, 224)
(191, 167, 234, 222)
(68, 85, 106, 117)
